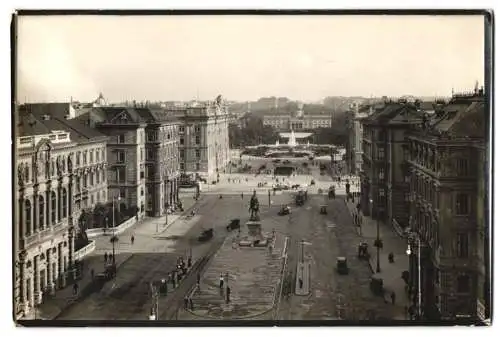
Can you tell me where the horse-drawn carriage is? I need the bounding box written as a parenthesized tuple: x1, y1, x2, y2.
(278, 205, 291, 216)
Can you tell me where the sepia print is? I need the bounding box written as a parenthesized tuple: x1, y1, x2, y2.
(12, 11, 492, 326)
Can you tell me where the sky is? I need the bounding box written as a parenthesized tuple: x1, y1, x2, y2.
(16, 15, 485, 103)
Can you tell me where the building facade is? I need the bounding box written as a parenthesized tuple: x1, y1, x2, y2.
(346, 103, 372, 174)
(15, 104, 108, 318)
(140, 109, 181, 217)
(263, 111, 332, 131)
(168, 96, 231, 180)
(360, 101, 422, 224)
(406, 90, 487, 320)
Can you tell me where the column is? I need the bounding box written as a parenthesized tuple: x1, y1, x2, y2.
(32, 193, 37, 233)
(26, 270, 34, 312)
(46, 189, 51, 228)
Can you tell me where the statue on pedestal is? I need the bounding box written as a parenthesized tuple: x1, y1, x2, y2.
(249, 190, 260, 221)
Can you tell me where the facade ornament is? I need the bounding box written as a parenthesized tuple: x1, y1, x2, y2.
(18, 164, 24, 186)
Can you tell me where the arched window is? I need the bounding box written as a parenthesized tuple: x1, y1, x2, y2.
(24, 199, 31, 236)
(38, 195, 45, 230)
(62, 188, 67, 218)
(90, 172, 94, 186)
(51, 191, 57, 225)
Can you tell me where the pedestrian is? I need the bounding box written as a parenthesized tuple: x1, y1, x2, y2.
(189, 298, 194, 310)
(73, 283, 79, 295)
(219, 273, 224, 289)
(188, 256, 192, 268)
(388, 252, 394, 263)
(104, 252, 108, 263)
(241, 193, 244, 199)
(184, 296, 189, 309)
(391, 291, 396, 305)
(298, 278, 303, 289)
(131, 235, 135, 245)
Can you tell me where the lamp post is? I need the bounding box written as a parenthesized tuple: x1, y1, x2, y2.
(370, 198, 381, 273)
(165, 172, 169, 228)
(406, 232, 422, 320)
(111, 195, 121, 266)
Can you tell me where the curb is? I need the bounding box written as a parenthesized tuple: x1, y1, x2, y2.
(49, 253, 135, 320)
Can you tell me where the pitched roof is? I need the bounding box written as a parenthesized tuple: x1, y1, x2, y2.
(18, 105, 107, 142)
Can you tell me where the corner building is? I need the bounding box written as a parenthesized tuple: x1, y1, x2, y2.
(15, 104, 108, 319)
(168, 96, 230, 181)
(406, 90, 487, 320)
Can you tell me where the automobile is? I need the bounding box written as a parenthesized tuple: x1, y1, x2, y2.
(198, 228, 214, 242)
(310, 179, 316, 186)
(320, 205, 327, 215)
(282, 185, 290, 190)
(278, 205, 291, 216)
(291, 184, 301, 190)
(226, 219, 241, 231)
(283, 160, 291, 164)
(336, 257, 349, 275)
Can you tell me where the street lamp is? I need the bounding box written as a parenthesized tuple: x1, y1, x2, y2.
(370, 198, 381, 273)
(406, 232, 422, 320)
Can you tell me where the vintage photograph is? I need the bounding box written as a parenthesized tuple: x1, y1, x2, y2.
(12, 11, 491, 325)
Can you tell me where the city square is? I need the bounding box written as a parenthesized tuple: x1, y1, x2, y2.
(13, 13, 490, 325)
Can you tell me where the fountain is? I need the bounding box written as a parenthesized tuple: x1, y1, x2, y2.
(287, 129, 297, 147)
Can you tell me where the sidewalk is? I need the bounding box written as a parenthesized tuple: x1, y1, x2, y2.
(33, 253, 132, 320)
(30, 192, 201, 320)
(345, 198, 409, 320)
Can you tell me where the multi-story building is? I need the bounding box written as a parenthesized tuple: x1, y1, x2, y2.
(15, 104, 108, 318)
(136, 108, 180, 217)
(78, 107, 147, 218)
(168, 96, 231, 181)
(360, 100, 422, 225)
(406, 89, 487, 320)
(263, 105, 332, 131)
(77, 105, 182, 217)
(346, 103, 372, 174)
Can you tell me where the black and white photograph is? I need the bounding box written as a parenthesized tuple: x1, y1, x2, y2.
(11, 10, 492, 326)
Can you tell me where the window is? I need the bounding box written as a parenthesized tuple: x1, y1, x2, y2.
(455, 193, 469, 215)
(196, 163, 200, 171)
(180, 150, 185, 158)
(51, 191, 56, 225)
(24, 200, 31, 236)
(116, 150, 126, 163)
(195, 125, 201, 133)
(76, 152, 80, 166)
(179, 126, 185, 133)
(140, 170, 145, 179)
(457, 159, 469, 176)
(118, 134, 125, 143)
(90, 150, 94, 163)
(116, 167, 126, 183)
(180, 138, 184, 145)
(180, 162, 185, 170)
(378, 168, 385, 180)
(457, 275, 470, 293)
(456, 233, 469, 258)
(96, 170, 100, 184)
(196, 149, 201, 159)
(146, 149, 155, 161)
(38, 195, 44, 231)
(195, 136, 200, 145)
(147, 131, 157, 142)
(96, 150, 100, 162)
(141, 188, 144, 196)
(83, 151, 87, 165)
(90, 172, 94, 186)
(377, 147, 385, 160)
